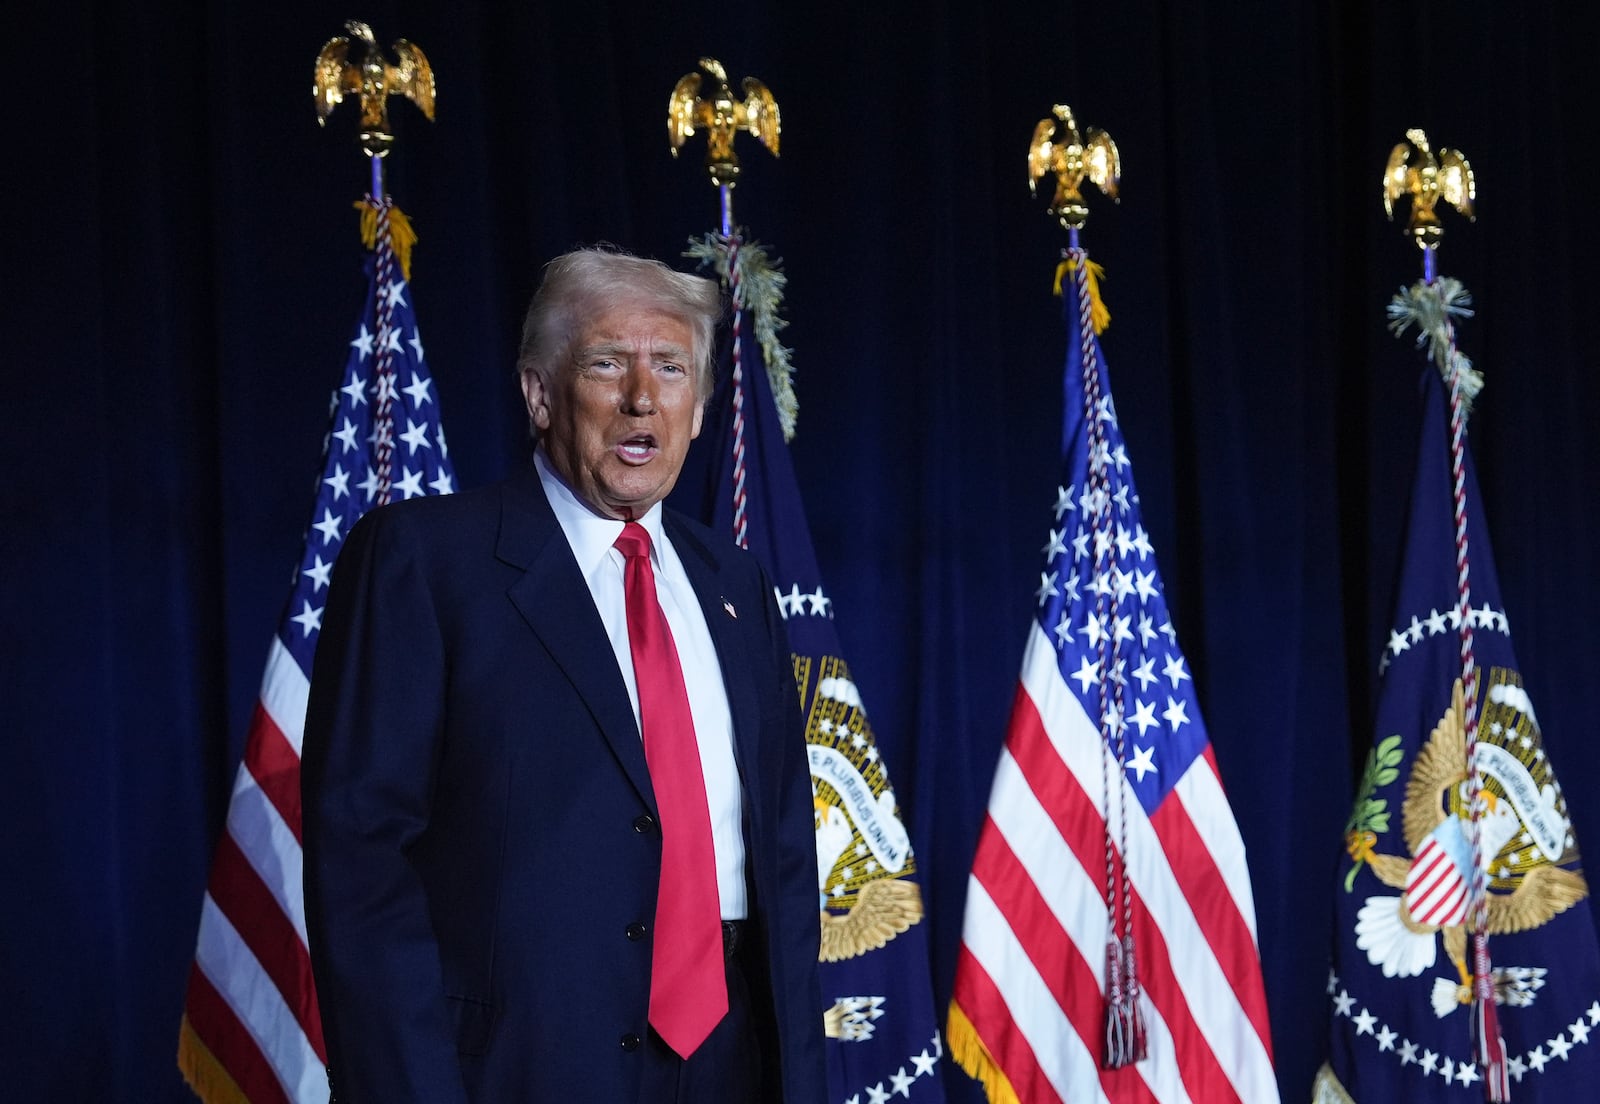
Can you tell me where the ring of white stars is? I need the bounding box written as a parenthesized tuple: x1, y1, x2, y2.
(1378, 603, 1512, 676)
(1327, 970, 1600, 1085)
(841, 1030, 943, 1104)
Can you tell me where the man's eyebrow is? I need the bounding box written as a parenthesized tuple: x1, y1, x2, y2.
(572, 341, 692, 363)
(572, 341, 628, 361)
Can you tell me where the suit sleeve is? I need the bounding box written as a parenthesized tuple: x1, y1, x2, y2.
(760, 572, 829, 1102)
(301, 507, 470, 1104)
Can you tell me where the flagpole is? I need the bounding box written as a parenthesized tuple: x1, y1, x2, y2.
(179, 23, 444, 1104)
(1029, 103, 1146, 1069)
(950, 101, 1278, 1103)
(673, 60, 949, 1103)
(669, 56, 785, 545)
(311, 22, 436, 504)
(1383, 128, 1508, 1101)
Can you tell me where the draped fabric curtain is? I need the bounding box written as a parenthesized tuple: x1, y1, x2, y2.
(6, 2, 1597, 1100)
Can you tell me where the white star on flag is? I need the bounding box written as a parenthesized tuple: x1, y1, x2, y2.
(393, 467, 425, 500)
(312, 509, 342, 545)
(402, 371, 433, 406)
(400, 419, 432, 454)
(333, 418, 360, 453)
(303, 555, 333, 591)
(289, 600, 323, 637)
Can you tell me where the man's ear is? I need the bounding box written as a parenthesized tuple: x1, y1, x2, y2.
(521, 369, 552, 432)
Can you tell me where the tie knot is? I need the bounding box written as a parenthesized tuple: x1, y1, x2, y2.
(614, 521, 652, 562)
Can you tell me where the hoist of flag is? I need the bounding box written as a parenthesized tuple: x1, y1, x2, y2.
(177, 199, 456, 1104)
(1318, 362, 1600, 1104)
(696, 235, 946, 1104)
(947, 252, 1277, 1104)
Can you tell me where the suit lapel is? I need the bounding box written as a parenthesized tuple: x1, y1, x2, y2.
(497, 464, 656, 811)
(668, 515, 764, 783)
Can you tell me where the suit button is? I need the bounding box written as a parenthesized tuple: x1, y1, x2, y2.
(633, 814, 656, 834)
(620, 1033, 641, 1052)
(626, 921, 647, 941)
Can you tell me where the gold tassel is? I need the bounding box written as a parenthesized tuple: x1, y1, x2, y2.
(1053, 257, 1111, 335)
(947, 1000, 1022, 1104)
(177, 1015, 252, 1104)
(353, 201, 419, 283)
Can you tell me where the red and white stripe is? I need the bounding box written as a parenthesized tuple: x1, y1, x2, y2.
(1405, 835, 1468, 928)
(952, 625, 1278, 1103)
(182, 638, 328, 1103)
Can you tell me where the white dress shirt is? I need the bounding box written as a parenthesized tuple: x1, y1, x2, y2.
(534, 449, 747, 919)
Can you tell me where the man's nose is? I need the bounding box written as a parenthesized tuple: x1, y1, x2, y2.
(621, 365, 658, 414)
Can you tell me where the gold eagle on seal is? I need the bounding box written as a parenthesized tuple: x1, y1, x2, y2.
(1352, 673, 1587, 1015)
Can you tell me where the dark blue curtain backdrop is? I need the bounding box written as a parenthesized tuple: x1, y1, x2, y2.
(6, 2, 1598, 1100)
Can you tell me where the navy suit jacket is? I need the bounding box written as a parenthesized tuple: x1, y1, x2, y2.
(302, 462, 826, 1102)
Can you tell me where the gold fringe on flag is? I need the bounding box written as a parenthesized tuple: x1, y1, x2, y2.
(354, 200, 419, 282)
(1054, 256, 1111, 334)
(1311, 1061, 1358, 1104)
(946, 1000, 1022, 1104)
(176, 1015, 252, 1104)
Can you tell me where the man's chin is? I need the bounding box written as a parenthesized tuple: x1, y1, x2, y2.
(595, 479, 676, 520)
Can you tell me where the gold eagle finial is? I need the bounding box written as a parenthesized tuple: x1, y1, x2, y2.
(313, 20, 436, 158)
(1028, 104, 1120, 230)
(668, 57, 780, 188)
(1382, 128, 1474, 251)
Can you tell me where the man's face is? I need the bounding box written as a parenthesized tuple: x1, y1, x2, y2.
(523, 301, 704, 520)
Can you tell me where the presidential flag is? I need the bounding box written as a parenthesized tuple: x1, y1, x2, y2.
(947, 248, 1278, 1104)
(1316, 278, 1600, 1102)
(177, 197, 456, 1104)
(691, 233, 946, 1104)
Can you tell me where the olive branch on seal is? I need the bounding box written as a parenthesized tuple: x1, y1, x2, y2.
(1343, 734, 1405, 891)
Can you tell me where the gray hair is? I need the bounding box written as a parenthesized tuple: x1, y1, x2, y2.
(516, 247, 722, 412)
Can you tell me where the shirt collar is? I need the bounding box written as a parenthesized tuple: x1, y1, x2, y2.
(534, 447, 666, 577)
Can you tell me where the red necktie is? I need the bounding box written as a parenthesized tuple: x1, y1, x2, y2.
(614, 522, 727, 1057)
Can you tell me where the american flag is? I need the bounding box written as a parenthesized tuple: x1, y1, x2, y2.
(177, 198, 455, 1104)
(947, 248, 1278, 1104)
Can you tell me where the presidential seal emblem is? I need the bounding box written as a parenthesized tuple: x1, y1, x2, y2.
(795, 652, 924, 964)
(1347, 670, 1588, 1017)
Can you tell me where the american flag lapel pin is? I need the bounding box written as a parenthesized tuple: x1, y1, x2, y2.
(722, 597, 737, 619)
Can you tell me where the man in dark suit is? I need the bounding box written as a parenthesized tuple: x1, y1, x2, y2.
(302, 247, 826, 1103)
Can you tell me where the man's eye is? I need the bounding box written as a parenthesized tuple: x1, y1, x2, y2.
(589, 359, 621, 372)
(661, 363, 686, 375)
